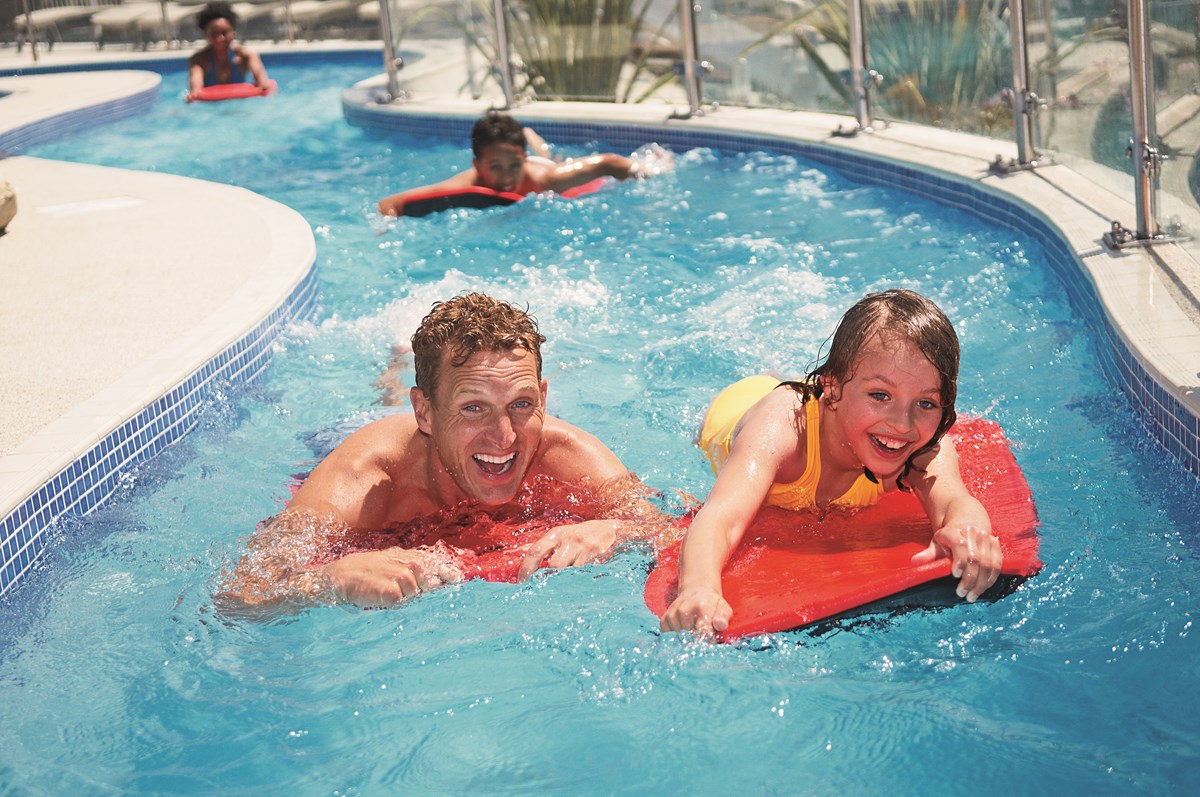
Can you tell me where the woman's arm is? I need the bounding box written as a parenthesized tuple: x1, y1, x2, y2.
(238, 45, 271, 88)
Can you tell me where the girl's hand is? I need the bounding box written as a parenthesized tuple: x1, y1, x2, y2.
(660, 585, 733, 639)
(911, 524, 1002, 602)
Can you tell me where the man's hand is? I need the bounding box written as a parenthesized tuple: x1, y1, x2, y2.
(516, 519, 623, 581)
(322, 547, 463, 607)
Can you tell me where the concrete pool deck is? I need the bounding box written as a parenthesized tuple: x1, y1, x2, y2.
(1, 40, 1198, 595)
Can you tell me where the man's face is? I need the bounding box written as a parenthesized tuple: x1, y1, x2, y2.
(473, 142, 526, 193)
(413, 347, 547, 506)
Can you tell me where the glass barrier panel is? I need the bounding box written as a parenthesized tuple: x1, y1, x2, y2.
(1032, 0, 1136, 196)
(376, 0, 488, 101)
(1150, 0, 1200, 260)
(495, 0, 675, 102)
(688, 1, 849, 112)
(861, 0, 1013, 138)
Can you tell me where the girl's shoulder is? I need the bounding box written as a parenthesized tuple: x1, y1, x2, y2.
(736, 383, 809, 443)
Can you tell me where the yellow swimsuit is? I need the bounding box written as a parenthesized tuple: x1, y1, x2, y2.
(697, 375, 884, 510)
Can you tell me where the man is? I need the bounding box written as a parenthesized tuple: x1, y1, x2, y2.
(226, 292, 661, 608)
(376, 111, 667, 217)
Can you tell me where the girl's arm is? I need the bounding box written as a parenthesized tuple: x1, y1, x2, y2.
(661, 393, 800, 637)
(908, 436, 1002, 601)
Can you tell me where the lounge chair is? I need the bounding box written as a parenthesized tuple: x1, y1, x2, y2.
(271, 0, 371, 40)
(13, 0, 116, 52)
(91, 1, 202, 49)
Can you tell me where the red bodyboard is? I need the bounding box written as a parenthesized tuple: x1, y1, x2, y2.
(190, 81, 277, 102)
(643, 417, 1042, 640)
(399, 178, 607, 218)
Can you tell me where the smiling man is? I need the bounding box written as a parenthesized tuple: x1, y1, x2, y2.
(226, 293, 659, 609)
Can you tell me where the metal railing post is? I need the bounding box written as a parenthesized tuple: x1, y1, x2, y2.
(1103, 0, 1174, 247)
(378, 0, 402, 101)
(1011, 0, 1039, 165)
(676, 0, 704, 116)
(847, 0, 872, 130)
(20, 0, 40, 62)
(990, 0, 1048, 172)
(833, 0, 881, 136)
(1126, 0, 1161, 239)
(492, 0, 515, 108)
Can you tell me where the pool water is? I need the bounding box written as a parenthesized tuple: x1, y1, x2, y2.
(3, 54, 1199, 794)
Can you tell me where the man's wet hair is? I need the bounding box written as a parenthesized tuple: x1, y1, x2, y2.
(412, 293, 546, 400)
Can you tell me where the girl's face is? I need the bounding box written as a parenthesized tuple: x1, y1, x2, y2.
(822, 335, 945, 480)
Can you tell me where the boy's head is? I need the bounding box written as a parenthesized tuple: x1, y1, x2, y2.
(470, 112, 528, 193)
(470, 112, 526, 157)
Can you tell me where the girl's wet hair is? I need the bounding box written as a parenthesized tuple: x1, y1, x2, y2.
(197, 1, 238, 30)
(470, 112, 527, 157)
(785, 288, 960, 489)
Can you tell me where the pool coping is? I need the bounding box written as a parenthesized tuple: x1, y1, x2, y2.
(343, 79, 1200, 479)
(0, 69, 318, 597)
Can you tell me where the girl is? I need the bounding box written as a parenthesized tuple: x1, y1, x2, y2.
(661, 289, 1003, 637)
(187, 3, 271, 101)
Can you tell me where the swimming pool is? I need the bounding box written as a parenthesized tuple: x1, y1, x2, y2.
(2, 52, 1199, 793)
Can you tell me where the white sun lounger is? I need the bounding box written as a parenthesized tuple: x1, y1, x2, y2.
(91, 1, 202, 49)
(271, 0, 370, 39)
(13, 1, 116, 51)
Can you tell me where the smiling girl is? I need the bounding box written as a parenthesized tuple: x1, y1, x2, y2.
(660, 289, 1003, 637)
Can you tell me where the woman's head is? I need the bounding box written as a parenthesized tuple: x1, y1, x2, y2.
(808, 289, 960, 484)
(197, 2, 238, 35)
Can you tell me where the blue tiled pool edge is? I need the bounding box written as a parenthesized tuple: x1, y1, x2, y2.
(0, 270, 318, 598)
(346, 99, 1200, 481)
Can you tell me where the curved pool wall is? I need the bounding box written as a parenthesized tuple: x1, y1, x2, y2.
(0, 71, 319, 597)
(344, 85, 1200, 482)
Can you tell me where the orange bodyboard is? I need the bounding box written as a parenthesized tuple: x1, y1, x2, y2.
(643, 418, 1042, 640)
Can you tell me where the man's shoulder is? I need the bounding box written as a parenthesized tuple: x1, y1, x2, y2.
(334, 412, 421, 463)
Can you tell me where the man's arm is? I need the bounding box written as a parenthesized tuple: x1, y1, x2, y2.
(220, 416, 459, 610)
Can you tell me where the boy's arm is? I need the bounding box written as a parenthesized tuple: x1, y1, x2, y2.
(909, 437, 1002, 601)
(541, 153, 638, 193)
(523, 127, 554, 160)
(377, 167, 478, 216)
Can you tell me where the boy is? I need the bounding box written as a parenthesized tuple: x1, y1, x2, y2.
(377, 111, 667, 216)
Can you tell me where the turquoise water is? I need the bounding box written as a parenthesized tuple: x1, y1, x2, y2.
(3, 54, 1200, 793)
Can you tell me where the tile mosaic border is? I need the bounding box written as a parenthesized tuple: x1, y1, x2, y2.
(346, 100, 1200, 479)
(0, 79, 158, 153)
(0, 270, 318, 597)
